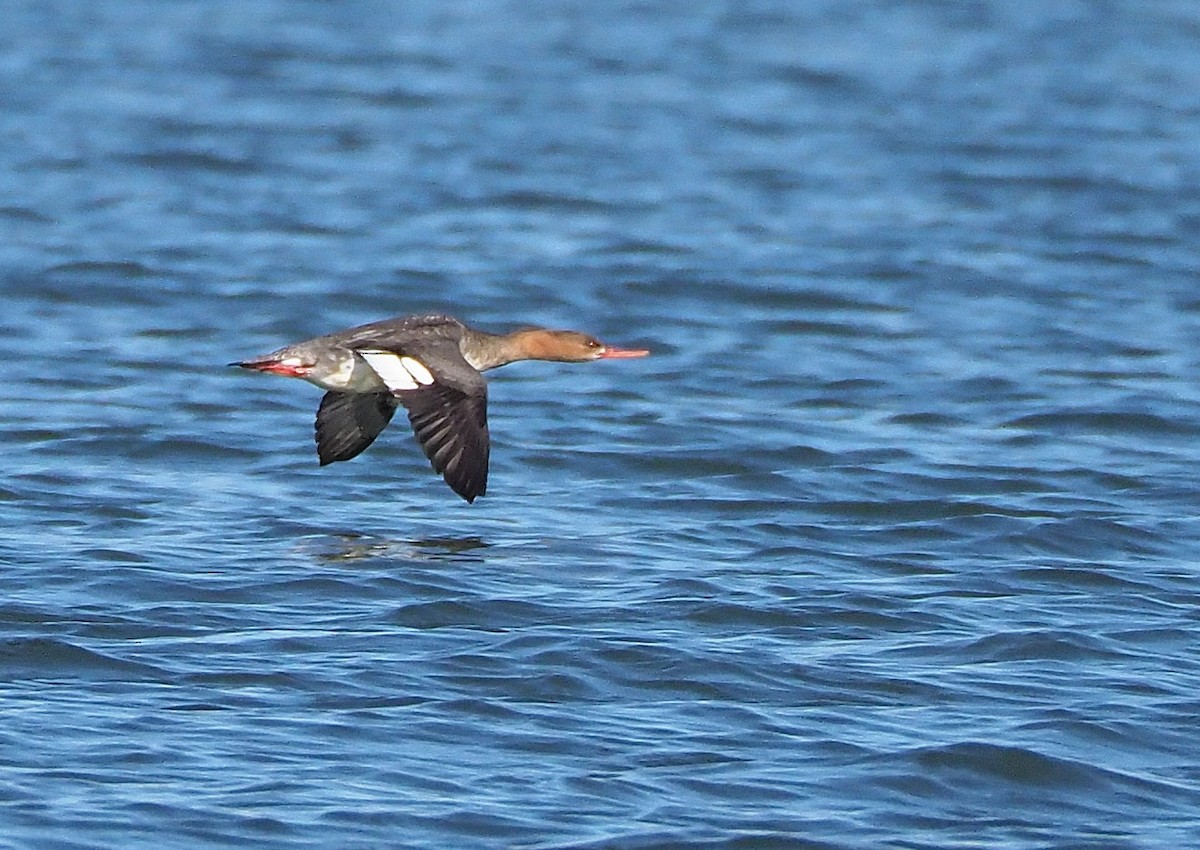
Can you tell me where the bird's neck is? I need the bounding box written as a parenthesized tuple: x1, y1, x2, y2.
(460, 328, 544, 371)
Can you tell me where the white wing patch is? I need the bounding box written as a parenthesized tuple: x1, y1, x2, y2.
(399, 356, 435, 386)
(359, 350, 436, 392)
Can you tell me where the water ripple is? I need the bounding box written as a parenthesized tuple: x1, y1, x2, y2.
(3, 2, 1200, 849)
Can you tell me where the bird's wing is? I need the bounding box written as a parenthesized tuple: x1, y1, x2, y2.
(317, 314, 463, 351)
(356, 339, 489, 503)
(314, 391, 398, 465)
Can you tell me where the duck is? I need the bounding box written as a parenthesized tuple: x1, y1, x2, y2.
(234, 314, 649, 502)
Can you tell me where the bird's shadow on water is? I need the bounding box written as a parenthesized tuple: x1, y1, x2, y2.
(299, 532, 490, 566)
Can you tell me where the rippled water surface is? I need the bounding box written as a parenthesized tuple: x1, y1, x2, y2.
(3, 1, 1200, 848)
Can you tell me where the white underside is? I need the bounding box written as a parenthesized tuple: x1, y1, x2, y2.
(303, 352, 388, 393)
(296, 349, 438, 394)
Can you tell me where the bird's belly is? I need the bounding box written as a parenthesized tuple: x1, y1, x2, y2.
(304, 353, 390, 393)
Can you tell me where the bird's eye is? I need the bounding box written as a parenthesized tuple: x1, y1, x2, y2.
(585, 338, 602, 349)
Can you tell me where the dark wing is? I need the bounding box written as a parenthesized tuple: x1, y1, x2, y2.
(314, 391, 398, 465)
(403, 381, 489, 503)
(317, 314, 464, 351)
(355, 337, 490, 503)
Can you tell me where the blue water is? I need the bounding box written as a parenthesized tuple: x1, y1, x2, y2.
(3, 1, 1200, 847)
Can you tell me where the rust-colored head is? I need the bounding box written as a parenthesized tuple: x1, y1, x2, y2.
(514, 329, 650, 362)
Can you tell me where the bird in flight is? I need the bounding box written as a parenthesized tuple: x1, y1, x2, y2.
(234, 314, 649, 502)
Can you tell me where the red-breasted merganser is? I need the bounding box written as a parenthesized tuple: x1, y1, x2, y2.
(233, 314, 649, 502)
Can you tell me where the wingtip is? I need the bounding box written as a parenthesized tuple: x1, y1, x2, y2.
(452, 481, 486, 504)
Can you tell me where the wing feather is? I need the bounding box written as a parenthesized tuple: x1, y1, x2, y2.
(401, 382, 489, 502)
(351, 336, 491, 503)
(314, 391, 398, 465)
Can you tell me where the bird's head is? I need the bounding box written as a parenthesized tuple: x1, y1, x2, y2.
(516, 329, 650, 363)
